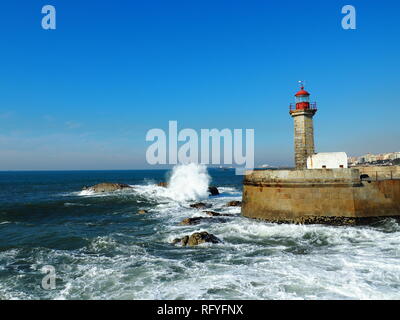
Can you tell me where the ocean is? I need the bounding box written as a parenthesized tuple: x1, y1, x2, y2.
(1, 164, 400, 300)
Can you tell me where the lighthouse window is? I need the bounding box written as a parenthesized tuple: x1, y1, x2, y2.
(296, 96, 309, 103)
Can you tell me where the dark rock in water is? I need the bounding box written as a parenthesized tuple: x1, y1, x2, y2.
(172, 232, 221, 246)
(138, 209, 148, 214)
(180, 217, 209, 225)
(208, 186, 220, 196)
(225, 200, 242, 207)
(188, 232, 221, 246)
(180, 215, 230, 225)
(85, 183, 133, 193)
(181, 236, 189, 246)
(180, 216, 229, 225)
(203, 211, 232, 217)
(157, 182, 168, 188)
(190, 202, 211, 209)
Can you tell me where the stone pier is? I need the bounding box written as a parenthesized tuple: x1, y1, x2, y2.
(241, 166, 400, 225)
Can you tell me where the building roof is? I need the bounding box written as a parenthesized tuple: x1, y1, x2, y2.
(308, 152, 348, 158)
(295, 87, 310, 96)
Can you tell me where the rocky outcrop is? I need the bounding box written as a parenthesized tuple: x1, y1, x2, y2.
(172, 236, 189, 245)
(190, 202, 211, 209)
(225, 200, 242, 207)
(180, 217, 211, 225)
(83, 183, 133, 193)
(208, 186, 220, 196)
(180, 216, 229, 225)
(188, 232, 220, 246)
(138, 209, 148, 214)
(172, 232, 221, 246)
(203, 211, 231, 217)
(157, 182, 168, 188)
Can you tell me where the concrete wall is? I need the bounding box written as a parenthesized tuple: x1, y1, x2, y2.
(353, 179, 400, 217)
(307, 152, 348, 169)
(355, 166, 400, 180)
(242, 167, 400, 224)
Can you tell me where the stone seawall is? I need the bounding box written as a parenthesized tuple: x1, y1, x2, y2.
(242, 167, 400, 225)
(355, 166, 400, 180)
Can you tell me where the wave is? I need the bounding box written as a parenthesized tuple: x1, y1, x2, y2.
(164, 163, 210, 201)
(2, 215, 400, 299)
(75, 164, 211, 203)
(3, 166, 400, 300)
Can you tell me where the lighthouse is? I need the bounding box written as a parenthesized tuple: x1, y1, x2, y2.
(242, 82, 400, 225)
(290, 82, 317, 169)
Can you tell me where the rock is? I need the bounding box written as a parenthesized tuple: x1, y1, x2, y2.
(180, 215, 230, 225)
(203, 211, 231, 217)
(172, 232, 221, 246)
(85, 183, 133, 193)
(157, 182, 168, 188)
(208, 186, 220, 196)
(138, 209, 148, 214)
(181, 236, 189, 246)
(190, 202, 211, 209)
(180, 217, 208, 225)
(188, 232, 221, 246)
(226, 200, 242, 207)
(179, 216, 225, 225)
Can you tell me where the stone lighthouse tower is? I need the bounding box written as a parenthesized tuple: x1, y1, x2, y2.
(289, 82, 317, 169)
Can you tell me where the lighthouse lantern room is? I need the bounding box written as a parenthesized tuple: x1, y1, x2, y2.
(290, 81, 317, 112)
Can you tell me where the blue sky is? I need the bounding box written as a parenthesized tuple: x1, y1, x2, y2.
(0, 0, 399, 170)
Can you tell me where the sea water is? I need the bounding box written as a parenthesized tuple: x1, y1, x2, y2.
(0, 165, 400, 300)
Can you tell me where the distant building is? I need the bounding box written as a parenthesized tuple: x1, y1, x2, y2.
(348, 152, 400, 166)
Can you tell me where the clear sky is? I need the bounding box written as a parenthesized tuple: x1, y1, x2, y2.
(0, 0, 399, 170)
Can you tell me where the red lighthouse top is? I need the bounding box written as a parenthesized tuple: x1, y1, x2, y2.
(295, 86, 310, 97)
(289, 82, 317, 113)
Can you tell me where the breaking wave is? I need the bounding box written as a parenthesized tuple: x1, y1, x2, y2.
(164, 163, 210, 202)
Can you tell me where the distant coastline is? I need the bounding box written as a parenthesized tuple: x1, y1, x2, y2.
(348, 151, 400, 167)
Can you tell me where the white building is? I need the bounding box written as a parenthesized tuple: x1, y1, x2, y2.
(307, 152, 348, 169)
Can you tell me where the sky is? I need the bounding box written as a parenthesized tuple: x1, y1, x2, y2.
(0, 0, 399, 170)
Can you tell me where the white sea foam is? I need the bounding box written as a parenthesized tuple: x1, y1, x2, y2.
(165, 163, 210, 202)
(3, 168, 400, 300)
(3, 215, 400, 300)
(77, 189, 96, 196)
(76, 164, 210, 203)
(67, 176, 400, 299)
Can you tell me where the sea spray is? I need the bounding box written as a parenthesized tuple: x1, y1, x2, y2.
(166, 163, 210, 201)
